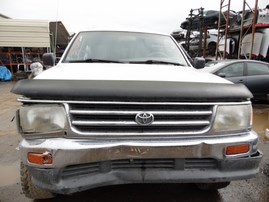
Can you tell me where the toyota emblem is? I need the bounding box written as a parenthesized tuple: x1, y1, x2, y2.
(135, 112, 154, 125)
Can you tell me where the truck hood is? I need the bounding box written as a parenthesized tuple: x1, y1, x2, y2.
(13, 63, 252, 101)
(36, 63, 231, 84)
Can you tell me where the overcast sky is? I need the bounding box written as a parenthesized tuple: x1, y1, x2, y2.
(0, 0, 268, 34)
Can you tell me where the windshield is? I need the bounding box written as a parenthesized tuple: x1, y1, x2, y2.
(63, 31, 189, 66)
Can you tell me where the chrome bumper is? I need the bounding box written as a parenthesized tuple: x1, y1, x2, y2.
(20, 131, 262, 194)
(20, 131, 260, 168)
(28, 152, 261, 194)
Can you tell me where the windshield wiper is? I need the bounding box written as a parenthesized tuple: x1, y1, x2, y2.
(129, 60, 185, 66)
(67, 58, 124, 63)
(66, 59, 185, 66)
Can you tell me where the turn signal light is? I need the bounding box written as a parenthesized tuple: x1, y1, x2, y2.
(226, 144, 250, 155)
(28, 152, 53, 165)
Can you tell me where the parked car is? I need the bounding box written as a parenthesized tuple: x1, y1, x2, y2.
(181, 10, 240, 30)
(189, 33, 217, 56)
(201, 59, 269, 102)
(242, 8, 269, 27)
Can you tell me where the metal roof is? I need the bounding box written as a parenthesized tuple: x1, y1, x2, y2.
(0, 19, 50, 47)
(50, 21, 70, 46)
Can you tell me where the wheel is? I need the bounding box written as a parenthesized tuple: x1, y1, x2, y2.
(196, 182, 230, 190)
(208, 42, 216, 56)
(20, 162, 55, 199)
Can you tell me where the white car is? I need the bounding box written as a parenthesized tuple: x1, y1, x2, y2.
(189, 33, 217, 56)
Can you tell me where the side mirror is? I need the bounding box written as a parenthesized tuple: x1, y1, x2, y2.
(193, 57, 205, 69)
(42, 53, 56, 68)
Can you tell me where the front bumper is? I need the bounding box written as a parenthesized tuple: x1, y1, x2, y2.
(20, 131, 262, 194)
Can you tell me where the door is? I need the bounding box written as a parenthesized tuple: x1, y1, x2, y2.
(245, 62, 269, 101)
(215, 62, 245, 84)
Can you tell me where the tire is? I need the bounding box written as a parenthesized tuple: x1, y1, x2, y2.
(20, 162, 55, 199)
(196, 182, 230, 190)
(208, 42, 216, 56)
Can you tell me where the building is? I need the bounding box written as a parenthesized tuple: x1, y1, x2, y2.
(0, 15, 70, 78)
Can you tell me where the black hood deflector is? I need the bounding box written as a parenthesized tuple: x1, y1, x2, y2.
(11, 79, 252, 102)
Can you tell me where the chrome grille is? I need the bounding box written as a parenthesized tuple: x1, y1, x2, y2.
(67, 102, 215, 136)
(61, 158, 217, 178)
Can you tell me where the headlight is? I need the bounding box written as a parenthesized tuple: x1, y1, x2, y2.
(212, 105, 252, 133)
(19, 105, 67, 135)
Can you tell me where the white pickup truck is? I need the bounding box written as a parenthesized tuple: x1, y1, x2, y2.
(12, 30, 262, 199)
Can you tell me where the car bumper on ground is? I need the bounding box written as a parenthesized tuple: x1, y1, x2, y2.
(20, 131, 262, 194)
